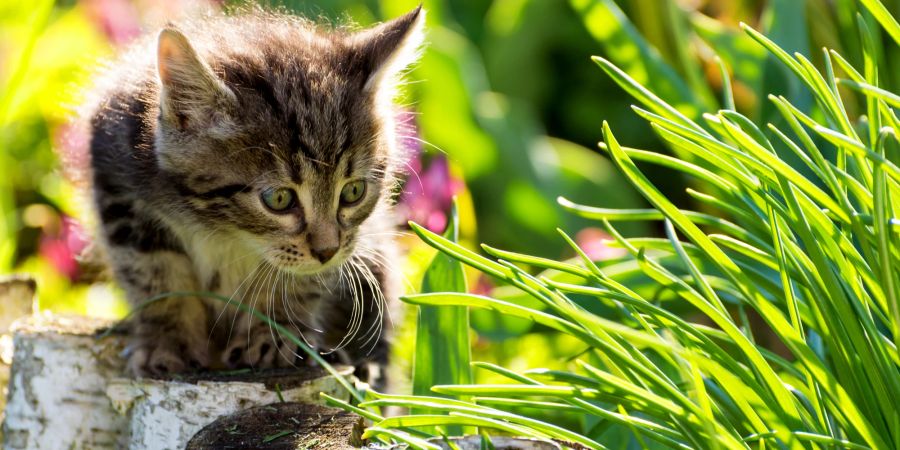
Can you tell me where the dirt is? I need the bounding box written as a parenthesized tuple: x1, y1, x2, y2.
(186, 402, 363, 450)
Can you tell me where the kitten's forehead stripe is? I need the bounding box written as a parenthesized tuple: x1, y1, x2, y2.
(289, 165, 303, 185)
(223, 57, 282, 118)
(214, 36, 370, 173)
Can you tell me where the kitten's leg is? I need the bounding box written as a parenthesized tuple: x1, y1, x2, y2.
(103, 222, 210, 375)
(222, 309, 310, 369)
(211, 269, 317, 369)
(221, 315, 305, 369)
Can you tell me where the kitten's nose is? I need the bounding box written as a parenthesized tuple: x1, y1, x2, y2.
(308, 223, 340, 264)
(311, 245, 338, 264)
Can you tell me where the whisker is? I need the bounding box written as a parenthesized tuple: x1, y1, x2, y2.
(244, 263, 276, 352)
(353, 255, 386, 355)
(328, 257, 365, 352)
(215, 261, 263, 344)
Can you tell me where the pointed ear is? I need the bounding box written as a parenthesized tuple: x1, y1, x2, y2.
(157, 28, 235, 129)
(354, 6, 426, 92)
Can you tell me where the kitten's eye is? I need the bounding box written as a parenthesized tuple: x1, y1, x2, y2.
(260, 187, 296, 212)
(339, 180, 366, 206)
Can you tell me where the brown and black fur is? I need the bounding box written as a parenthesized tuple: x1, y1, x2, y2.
(81, 7, 424, 386)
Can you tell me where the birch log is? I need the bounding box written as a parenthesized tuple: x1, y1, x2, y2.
(0, 276, 36, 444)
(107, 365, 354, 450)
(1, 313, 356, 450)
(2, 314, 127, 449)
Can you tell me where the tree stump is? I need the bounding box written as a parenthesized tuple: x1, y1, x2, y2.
(0, 276, 36, 442)
(186, 402, 363, 449)
(1, 313, 356, 450)
(2, 314, 127, 449)
(108, 366, 353, 450)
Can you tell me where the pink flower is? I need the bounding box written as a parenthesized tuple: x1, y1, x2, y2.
(55, 121, 91, 187)
(396, 112, 465, 233)
(39, 216, 89, 282)
(400, 155, 465, 232)
(82, 0, 142, 46)
(471, 275, 494, 297)
(574, 228, 625, 261)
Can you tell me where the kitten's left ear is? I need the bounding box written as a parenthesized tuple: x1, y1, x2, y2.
(353, 6, 426, 91)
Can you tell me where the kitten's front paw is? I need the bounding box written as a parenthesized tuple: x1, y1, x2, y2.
(127, 328, 210, 376)
(222, 323, 300, 369)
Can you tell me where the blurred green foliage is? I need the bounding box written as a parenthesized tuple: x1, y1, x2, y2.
(0, 0, 121, 315)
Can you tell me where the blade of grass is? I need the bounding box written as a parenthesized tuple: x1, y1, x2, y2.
(858, 0, 900, 45)
(412, 199, 471, 435)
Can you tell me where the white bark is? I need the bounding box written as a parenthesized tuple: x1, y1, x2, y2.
(0, 276, 36, 445)
(108, 366, 353, 450)
(1, 313, 355, 450)
(0, 312, 557, 450)
(2, 315, 127, 449)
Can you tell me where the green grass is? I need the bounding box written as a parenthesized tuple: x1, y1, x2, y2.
(411, 199, 472, 436)
(325, 2, 900, 449)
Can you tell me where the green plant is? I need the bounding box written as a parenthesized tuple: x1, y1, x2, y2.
(327, 2, 900, 449)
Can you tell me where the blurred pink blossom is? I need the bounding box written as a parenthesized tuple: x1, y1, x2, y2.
(397, 112, 464, 233)
(400, 155, 465, 233)
(83, 0, 141, 46)
(82, 0, 225, 47)
(55, 121, 91, 187)
(39, 216, 89, 281)
(574, 228, 625, 261)
(471, 275, 494, 297)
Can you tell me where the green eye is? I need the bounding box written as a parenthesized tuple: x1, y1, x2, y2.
(260, 187, 296, 212)
(340, 180, 366, 205)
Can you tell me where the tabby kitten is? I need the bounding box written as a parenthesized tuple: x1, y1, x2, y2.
(83, 6, 424, 382)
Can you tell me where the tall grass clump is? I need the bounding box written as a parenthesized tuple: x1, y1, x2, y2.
(326, 3, 900, 450)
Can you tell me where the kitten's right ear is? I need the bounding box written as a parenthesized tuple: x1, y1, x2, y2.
(353, 6, 426, 92)
(157, 28, 235, 130)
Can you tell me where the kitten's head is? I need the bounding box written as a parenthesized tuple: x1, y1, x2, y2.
(153, 7, 424, 274)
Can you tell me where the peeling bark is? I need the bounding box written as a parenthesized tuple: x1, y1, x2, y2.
(2, 315, 127, 449)
(0, 276, 36, 444)
(108, 366, 353, 450)
(1, 313, 355, 450)
(0, 313, 574, 450)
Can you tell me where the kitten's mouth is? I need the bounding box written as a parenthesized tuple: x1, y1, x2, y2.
(268, 252, 347, 276)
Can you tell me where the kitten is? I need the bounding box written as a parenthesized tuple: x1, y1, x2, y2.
(81, 6, 424, 385)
